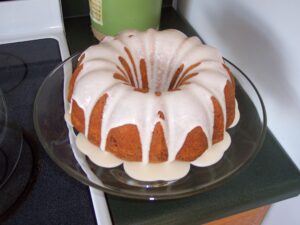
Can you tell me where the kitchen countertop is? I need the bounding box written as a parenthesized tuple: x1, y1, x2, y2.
(64, 7, 300, 225)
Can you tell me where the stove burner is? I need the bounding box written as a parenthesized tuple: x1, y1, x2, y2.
(0, 53, 27, 93)
(0, 131, 38, 222)
(0, 114, 23, 190)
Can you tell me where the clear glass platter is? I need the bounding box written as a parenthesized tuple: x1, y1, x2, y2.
(33, 53, 266, 200)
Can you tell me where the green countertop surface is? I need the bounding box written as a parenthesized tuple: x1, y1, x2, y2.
(64, 7, 300, 225)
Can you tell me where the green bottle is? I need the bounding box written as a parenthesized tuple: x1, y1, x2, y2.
(89, 0, 162, 39)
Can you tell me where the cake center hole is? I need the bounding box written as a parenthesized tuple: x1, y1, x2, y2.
(114, 48, 201, 93)
(114, 58, 183, 93)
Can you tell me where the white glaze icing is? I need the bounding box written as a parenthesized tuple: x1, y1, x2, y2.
(64, 113, 72, 126)
(70, 28, 239, 165)
(76, 133, 123, 168)
(123, 161, 190, 182)
(191, 132, 231, 167)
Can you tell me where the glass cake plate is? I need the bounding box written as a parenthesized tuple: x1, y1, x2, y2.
(33, 53, 267, 200)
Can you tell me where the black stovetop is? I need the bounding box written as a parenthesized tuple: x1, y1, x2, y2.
(0, 39, 96, 225)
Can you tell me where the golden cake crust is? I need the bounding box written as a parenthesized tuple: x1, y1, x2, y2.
(105, 124, 142, 161)
(149, 122, 168, 162)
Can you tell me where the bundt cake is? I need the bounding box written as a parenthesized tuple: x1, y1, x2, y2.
(67, 29, 237, 164)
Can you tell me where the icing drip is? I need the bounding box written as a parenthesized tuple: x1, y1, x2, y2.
(191, 132, 231, 167)
(123, 161, 190, 182)
(76, 133, 123, 168)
